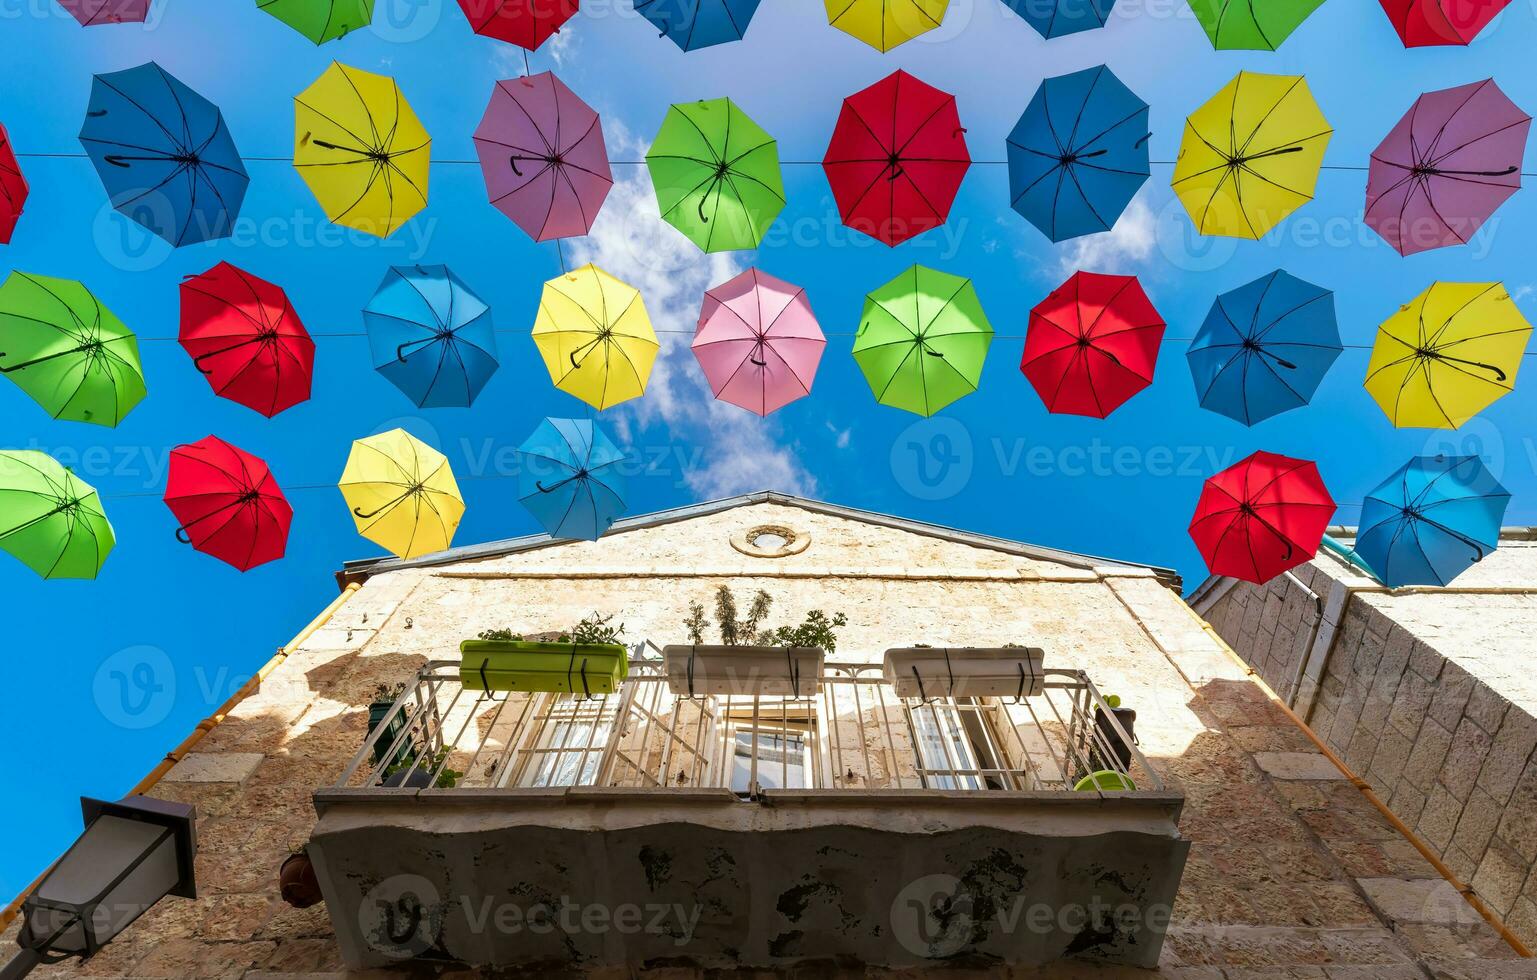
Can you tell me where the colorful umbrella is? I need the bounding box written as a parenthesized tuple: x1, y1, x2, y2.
(179, 262, 315, 418)
(458, 0, 578, 49)
(1379, 0, 1510, 46)
(823, 71, 970, 247)
(1364, 282, 1531, 429)
(0, 450, 113, 580)
(515, 417, 627, 541)
(165, 436, 291, 572)
(1001, 0, 1114, 38)
(294, 63, 430, 239)
(826, 0, 948, 51)
(646, 98, 784, 252)
(364, 264, 498, 408)
(852, 265, 992, 417)
(532, 264, 658, 410)
(338, 429, 464, 560)
(1365, 79, 1530, 257)
(1188, 0, 1324, 49)
(693, 268, 825, 416)
(1186, 270, 1342, 426)
(259, 0, 374, 42)
(1007, 65, 1149, 243)
(79, 63, 248, 247)
(0, 272, 145, 427)
(0, 124, 27, 244)
(473, 72, 612, 242)
(1353, 455, 1509, 587)
(57, 0, 149, 25)
(1189, 450, 1335, 585)
(1172, 72, 1332, 239)
(637, 0, 761, 49)
(1021, 271, 1164, 418)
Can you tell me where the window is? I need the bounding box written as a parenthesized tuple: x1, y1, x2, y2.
(516, 694, 619, 788)
(909, 700, 1008, 790)
(730, 729, 810, 793)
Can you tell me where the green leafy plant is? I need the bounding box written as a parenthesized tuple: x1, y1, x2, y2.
(766, 610, 848, 653)
(570, 611, 625, 646)
(370, 681, 406, 705)
(1104, 694, 1123, 710)
(684, 601, 710, 645)
(476, 628, 523, 642)
(383, 747, 463, 789)
(684, 586, 845, 652)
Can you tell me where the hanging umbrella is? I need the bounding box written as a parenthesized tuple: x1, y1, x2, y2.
(164, 436, 291, 572)
(515, 417, 627, 541)
(364, 264, 498, 408)
(1021, 271, 1163, 418)
(473, 72, 613, 242)
(1189, 450, 1335, 584)
(532, 264, 658, 410)
(0, 124, 27, 244)
(294, 63, 430, 239)
(693, 268, 825, 416)
(1354, 455, 1509, 587)
(1365, 79, 1530, 257)
(1379, 0, 1510, 46)
(1006, 64, 1149, 243)
(1364, 282, 1531, 429)
(1172, 72, 1332, 239)
(1187, 270, 1342, 426)
(646, 98, 784, 252)
(258, 0, 374, 42)
(179, 262, 315, 418)
(1188, 0, 1325, 49)
(457, 0, 579, 49)
(0, 450, 113, 580)
(852, 265, 992, 417)
(823, 71, 970, 247)
(0, 272, 145, 427)
(79, 63, 248, 247)
(338, 428, 464, 560)
(637, 0, 761, 49)
(57, 0, 149, 25)
(1000, 0, 1114, 38)
(826, 0, 948, 51)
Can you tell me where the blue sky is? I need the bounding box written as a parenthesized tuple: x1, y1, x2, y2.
(1, 0, 1535, 894)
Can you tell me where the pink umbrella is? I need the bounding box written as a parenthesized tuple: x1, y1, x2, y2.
(58, 0, 149, 24)
(1366, 79, 1531, 256)
(693, 269, 825, 416)
(472, 72, 613, 242)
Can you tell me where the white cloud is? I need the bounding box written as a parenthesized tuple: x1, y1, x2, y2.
(1053, 196, 1158, 278)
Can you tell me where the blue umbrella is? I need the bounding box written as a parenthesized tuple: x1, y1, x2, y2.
(635, 0, 761, 50)
(78, 63, 248, 247)
(1354, 456, 1509, 587)
(363, 265, 498, 408)
(1002, 0, 1115, 38)
(516, 418, 627, 541)
(1187, 270, 1342, 426)
(1006, 65, 1149, 243)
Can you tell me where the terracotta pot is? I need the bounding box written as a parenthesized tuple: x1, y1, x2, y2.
(279, 850, 322, 909)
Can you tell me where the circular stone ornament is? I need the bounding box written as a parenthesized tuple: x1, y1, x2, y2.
(731, 524, 810, 559)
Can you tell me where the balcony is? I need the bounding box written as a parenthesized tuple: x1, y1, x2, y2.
(308, 647, 1189, 971)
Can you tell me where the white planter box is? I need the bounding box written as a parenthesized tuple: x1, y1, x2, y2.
(662, 645, 824, 697)
(883, 647, 1047, 700)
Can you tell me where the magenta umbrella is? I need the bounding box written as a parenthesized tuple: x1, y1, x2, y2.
(693, 269, 826, 416)
(472, 72, 614, 242)
(1366, 79, 1531, 256)
(58, 0, 149, 24)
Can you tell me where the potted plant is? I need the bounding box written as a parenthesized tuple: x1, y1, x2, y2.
(664, 586, 846, 697)
(279, 844, 323, 909)
(460, 613, 629, 695)
(883, 645, 1046, 699)
(381, 747, 464, 789)
(366, 681, 415, 769)
(1092, 693, 1137, 772)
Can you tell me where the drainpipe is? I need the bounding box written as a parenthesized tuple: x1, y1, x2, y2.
(1320, 534, 1385, 584)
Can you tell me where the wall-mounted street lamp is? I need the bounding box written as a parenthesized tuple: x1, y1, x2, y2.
(0, 796, 196, 979)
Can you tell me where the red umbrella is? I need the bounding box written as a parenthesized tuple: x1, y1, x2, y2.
(1020, 271, 1164, 418)
(179, 262, 315, 418)
(1379, 0, 1510, 46)
(0, 124, 26, 244)
(457, 0, 579, 50)
(164, 436, 292, 571)
(823, 70, 970, 247)
(1190, 451, 1335, 584)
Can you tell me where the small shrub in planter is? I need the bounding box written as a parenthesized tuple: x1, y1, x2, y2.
(461, 613, 628, 694)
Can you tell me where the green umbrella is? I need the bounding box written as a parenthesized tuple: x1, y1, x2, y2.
(257, 0, 375, 44)
(0, 272, 146, 427)
(852, 265, 993, 417)
(0, 451, 114, 580)
(1188, 0, 1324, 50)
(646, 98, 785, 252)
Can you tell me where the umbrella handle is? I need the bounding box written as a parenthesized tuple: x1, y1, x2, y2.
(192, 335, 261, 375)
(750, 355, 767, 366)
(1135, 133, 1152, 149)
(923, 349, 945, 358)
(508, 155, 524, 177)
(1274, 356, 1298, 370)
(175, 526, 192, 544)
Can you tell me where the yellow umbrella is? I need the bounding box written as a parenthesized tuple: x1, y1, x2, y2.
(1364, 282, 1531, 429)
(532, 264, 658, 410)
(1172, 72, 1331, 239)
(338, 428, 463, 559)
(825, 0, 949, 52)
(294, 63, 430, 239)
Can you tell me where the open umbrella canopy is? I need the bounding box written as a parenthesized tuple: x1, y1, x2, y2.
(57, 0, 149, 25)
(1189, 450, 1335, 585)
(1365, 79, 1530, 257)
(1188, 0, 1325, 49)
(1364, 282, 1531, 429)
(165, 436, 291, 572)
(258, 0, 374, 43)
(1000, 0, 1114, 38)
(0, 451, 113, 580)
(1021, 271, 1164, 418)
(473, 72, 612, 242)
(1354, 455, 1510, 587)
(1187, 270, 1342, 426)
(646, 98, 784, 252)
(0, 272, 145, 427)
(637, 0, 761, 49)
(823, 70, 969, 247)
(364, 264, 498, 408)
(826, 0, 948, 51)
(532, 264, 658, 410)
(1172, 72, 1332, 239)
(338, 428, 464, 560)
(852, 265, 992, 417)
(0, 124, 27, 244)
(693, 268, 825, 416)
(179, 262, 314, 418)
(458, 0, 579, 49)
(294, 63, 430, 239)
(1007, 65, 1149, 243)
(515, 417, 627, 541)
(79, 62, 248, 247)
(1379, 0, 1510, 46)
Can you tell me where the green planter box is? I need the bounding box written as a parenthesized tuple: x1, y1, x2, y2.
(459, 640, 629, 695)
(366, 701, 415, 770)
